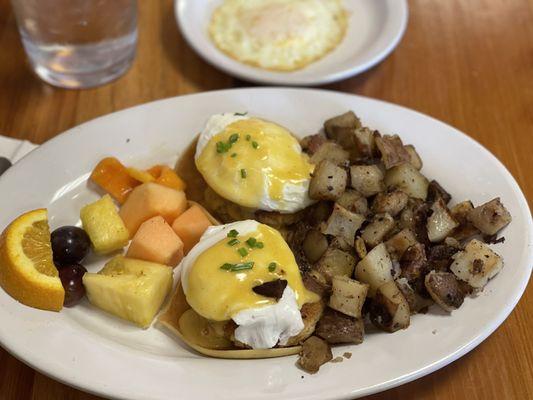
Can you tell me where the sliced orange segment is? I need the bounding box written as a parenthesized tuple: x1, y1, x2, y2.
(0, 209, 64, 311)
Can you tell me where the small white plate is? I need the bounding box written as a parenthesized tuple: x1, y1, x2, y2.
(175, 0, 408, 85)
(0, 88, 531, 400)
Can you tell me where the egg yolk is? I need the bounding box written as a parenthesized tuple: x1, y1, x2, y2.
(185, 223, 319, 321)
(195, 118, 314, 210)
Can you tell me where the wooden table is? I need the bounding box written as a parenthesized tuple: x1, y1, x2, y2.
(0, 0, 532, 399)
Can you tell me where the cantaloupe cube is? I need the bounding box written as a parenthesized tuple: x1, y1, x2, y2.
(80, 195, 130, 254)
(119, 182, 187, 235)
(127, 216, 184, 267)
(172, 204, 212, 254)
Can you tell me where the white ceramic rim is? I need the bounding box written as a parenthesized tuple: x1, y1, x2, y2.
(0, 88, 531, 400)
(174, 0, 409, 86)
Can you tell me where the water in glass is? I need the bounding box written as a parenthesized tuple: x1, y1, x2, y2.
(11, 0, 137, 89)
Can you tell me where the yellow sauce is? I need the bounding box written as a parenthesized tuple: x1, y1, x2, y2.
(185, 224, 319, 321)
(195, 118, 314, 209)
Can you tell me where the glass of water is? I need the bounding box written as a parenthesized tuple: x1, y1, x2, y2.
(11, 0, 137, 89)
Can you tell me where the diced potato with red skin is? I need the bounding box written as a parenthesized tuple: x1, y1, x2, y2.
(127, 216, 184, 267)
(350, 165, 384, 197)
(119, 182, 187, 235)
(375, 135, 410, 169)
(369, 280, 410, 332)
(384, 163, 429, 200)
(450, 239, 503, 289)
(90, 157, 140, 204)
(309, 160, 347, 201)
(298, 336, 332, 374)
(172, 204, 213, 254)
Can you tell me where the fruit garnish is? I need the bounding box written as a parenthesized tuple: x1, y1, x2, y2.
(90, 157, 140, 204)
(51, 226, 91, 266)
(0, 209, 64, 311)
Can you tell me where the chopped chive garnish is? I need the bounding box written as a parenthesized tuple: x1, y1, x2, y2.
(268, 262, 277, 272)
(216, 141, 231, 153)
(235, 112, 248, 116)
(252, 141, 259, 149)
(245, 134, 251, 141)
(232, 262, 254, 271)
(227, 229, 239, 238)
(246, 237, 257, 248)
(231, 153, 237, 158)
(220, 262, 254, 272)
(241, 169, 247, 178)
(238, 247, 248, 257)
(229, 133, 239, 144)
(227, 238, 240, 246)
(255, 241, 264, 249)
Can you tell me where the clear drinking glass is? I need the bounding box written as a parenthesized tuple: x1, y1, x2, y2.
(11, 0, 137, 89)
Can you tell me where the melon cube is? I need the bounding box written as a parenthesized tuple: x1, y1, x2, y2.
(127, 216, 184, 267)
(172, 204, 213, 254)
(80, 195, 130, 254)
(119, 182, 187, 234)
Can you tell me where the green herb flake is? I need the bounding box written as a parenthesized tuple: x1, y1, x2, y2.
(220, 263, 234, 270)
(231, 262, 254, 271)
(229, 133, 239, 144)
(241, 169, 247, 179)
(227, 229, 239, 238)
(216, 141, 231, 153)
(227, 238, 240, 246)
(252, 141, 259, 149)
(255, 241, 264, 249)
(268, 262, 277, 272)
(245, 134, 251, 141)
(231, 153, 237, 158)
(234, 112, 248, 116)
(238, 247, 248, 257)
(246, 237, 257, 248)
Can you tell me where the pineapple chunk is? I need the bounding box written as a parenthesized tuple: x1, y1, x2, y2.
(80, 195, 130, 254)
(83, 256, 173, 328)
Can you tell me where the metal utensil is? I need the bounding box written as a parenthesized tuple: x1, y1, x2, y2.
(0, 157, 12, 176)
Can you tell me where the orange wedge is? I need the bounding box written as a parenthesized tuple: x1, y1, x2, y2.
(0, 209, 64, 311)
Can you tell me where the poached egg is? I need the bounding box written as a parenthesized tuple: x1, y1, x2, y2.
(180, 220, 319, 349)
(195, 113, 314, 213)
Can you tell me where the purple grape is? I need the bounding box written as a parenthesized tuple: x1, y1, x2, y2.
(59, 264, 87, 307)
(51, 226, 91, 267)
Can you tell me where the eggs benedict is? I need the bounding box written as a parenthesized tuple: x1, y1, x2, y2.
(195, 113, 315, 214)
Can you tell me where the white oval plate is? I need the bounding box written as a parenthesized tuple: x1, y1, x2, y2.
(0, 88, 531, 400)
(175, 0, 408, 86)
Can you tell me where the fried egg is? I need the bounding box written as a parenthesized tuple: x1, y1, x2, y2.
(209, 0, 347, 71)
(180, 220, 319, 349)
(195, 113, 314, 213)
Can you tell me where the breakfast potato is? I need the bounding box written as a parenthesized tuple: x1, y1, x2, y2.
(384, 163, 429, 200)
(329, 276, 368, 318)
(324, 111, 362, 140)
(375, 135, 411, 169)
(336, 189, 369, 215)
(310, 142, 350, 166)
(399, 243, 427, 282)
(426, 199, 459, 243)
(369, 280, 410, 332)
(298, 336, 333, 374)
(427, 180, 452, 204)
(301, 133, 328, 155)
(385, 228, 418, 260)
(316, 307, 364, 344)
(371, 190, 409, 217)
(395, 277, 434, 314)
(302, 229, 329, 263)
(350, 165, 385, 197)
(467, 198, 512, 235)
(315, 247, 356, 285)
(355, 243, 394, 297)
(404, 144, 423, 170)
(320, 204, 365, 245)
(424, 271, 465, 312)
(361, 213, 395, 248)
(309, 160, 348, 201)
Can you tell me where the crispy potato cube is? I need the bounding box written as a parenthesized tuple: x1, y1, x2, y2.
(329, 276, 369, 318)
(80, 195, 130, 254)
(385, 228, 417, 260)
(310, 142, 350, 166)
(321, 204, 365, 244)
(315, 247, 356, 285)
(427, 199, 459, 243)
(309, 160, 347, 201)
(336, 189, 368, 215)
(371, 190, 409, 217)
(324, 111, 362, 140)
(298, 336, 332, 374)
(450, 239, 503, 289)
(467, 198, 512, 235)
(350, 165, 385, 197)
(316, 308, 364, 344)
(404, 144, 423, 170)
(355, 243, 393, 297)
(369, 280, 410, 332)
(384, 163, 429, 200)
(361, 213, 395, 248)
(375, 135, 411, 169)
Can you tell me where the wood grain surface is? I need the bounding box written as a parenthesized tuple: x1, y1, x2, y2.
(0, 0, 532, 399)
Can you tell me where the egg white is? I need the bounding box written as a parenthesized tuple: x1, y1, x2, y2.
(180, 220, 304, 349)
(195, 113, 314, 213)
